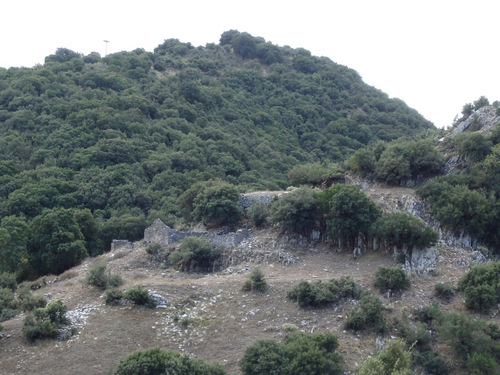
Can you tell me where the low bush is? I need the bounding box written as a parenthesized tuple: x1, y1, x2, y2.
(123, 286, 156, 308)
(145, 243, 163, 255)
(288, 275, 360, 308)
(373, 265, 411, 292)
(288, 280, 334, 308)
(168, 237, 220, 273)
(345, 292, 387, 333)
(438, 311, 499, 361)
(413, 301, 442, 325)
(22, 299, 70, 342)
(413, 351, 450, 375)
(22, 315, 59, 341)
(0, 287, 17, 322)
(434, 282, 454, 301)
(1, 307, 20, 322)
(241, 268, 267, 293)
(17, 285, 47, 312)
(105, 288, 124, 305)
(467, 352, 499, 375)
(113, 347, 226, 375)
(358, 339, 411, 375)
(458, 262, 500, 313)
(240, 332, 343, 375)
(84, 263, 123, 290)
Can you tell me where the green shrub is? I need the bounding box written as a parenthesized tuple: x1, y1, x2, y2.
(434, 282, 454, 301)
(467, 352, 499, 375)
(22, 299, 69, 342)
(287, 280, 334, 308)
(123, 286, 156, 308)
(413, 301, 442, 325)
(168, 237, 220, 273)
(240, 339, 287, 375)
(240, 332, 343, 375)
(345, 309, 366, 331)
(464, 284, 496, 312)
(328, 275, 361, 299)
(113, 347, 226, 375)
(373, 265, 410, 292)
(319, 184, 381, 249)
(370, 212, 438, 251)
(0, 287, 16, 311)
(22, 315, 59, 341)
(247, 202, 268, 228)
(269, 187, 320, 237)
(345, 292, 387, 333)
(242, 268, 267, 293)
(145, 243, 163, 255)
(288, 275, 360, 308)
(188, 180, 242, 226)
(358, 339, 411, 375)
(0, 272, 17, 291)
(457, 262, 500, 312)
(281, 323, 299, 332)
(438, 312, 498, 360)
(84, 263, 123, 290)
(16, 285, 47, 312)
(105, 288, 124, 305)
(1, 307, 20, 322)
(413, 351, 450, 375)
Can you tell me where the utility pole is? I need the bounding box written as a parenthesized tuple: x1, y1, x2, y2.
(103, 40, 110, 56)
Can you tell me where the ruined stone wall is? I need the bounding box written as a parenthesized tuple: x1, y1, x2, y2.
(143, 219, 251, 249)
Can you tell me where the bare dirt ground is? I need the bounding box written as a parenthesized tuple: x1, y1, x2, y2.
(0, 226, 490, 375)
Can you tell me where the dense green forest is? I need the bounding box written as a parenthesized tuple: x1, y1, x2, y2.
(0, 31, 438, 279)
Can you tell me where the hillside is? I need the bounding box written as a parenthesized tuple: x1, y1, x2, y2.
(0, 31, 435, 257)
(1, 211, 491, 375)
(2, 31, 500, 375)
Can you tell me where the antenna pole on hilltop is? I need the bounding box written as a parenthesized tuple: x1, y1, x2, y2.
(103, 40, 110, 56)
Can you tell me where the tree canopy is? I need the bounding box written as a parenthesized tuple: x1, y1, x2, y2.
(0, 30, 438, 278)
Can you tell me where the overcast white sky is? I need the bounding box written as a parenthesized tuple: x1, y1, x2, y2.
(1, 0, 498, 128)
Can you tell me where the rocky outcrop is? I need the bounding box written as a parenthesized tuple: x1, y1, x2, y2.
(450, 106, 499, 136)
(442, 106, 499, 175)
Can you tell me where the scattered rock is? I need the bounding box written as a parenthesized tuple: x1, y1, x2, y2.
(148, 290, 167, 308)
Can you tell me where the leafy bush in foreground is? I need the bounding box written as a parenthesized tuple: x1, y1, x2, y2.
(458, 261, 500, 312)
(358, 339, 412, 375)
(439, 311, 500, 361)
(240, 332, 343, 375)
(113, 347, 226, 375)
